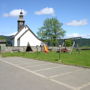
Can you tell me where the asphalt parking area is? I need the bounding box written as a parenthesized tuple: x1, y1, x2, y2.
(0, 57, 90, 90)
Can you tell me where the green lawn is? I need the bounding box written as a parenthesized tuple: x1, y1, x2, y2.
(1, 50, 90, 67)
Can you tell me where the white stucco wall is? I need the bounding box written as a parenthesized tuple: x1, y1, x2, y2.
(20, 31, 42, 46)
(14, 26, 42, 46)
(14, 26, 28, 46)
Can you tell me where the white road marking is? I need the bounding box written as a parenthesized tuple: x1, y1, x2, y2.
(3, 58, 46, 64)
(49, 69, 84, 78)
(0, 59, 76, 90)
(35, 66, 65, 72)
(3, 59, 53, 67)
(50, 79, 76, 90)
(25, 63, 53, 68)
(0, 59, 47, 78)
(10, 61, 45, 65)
(76, 82, 90, 90)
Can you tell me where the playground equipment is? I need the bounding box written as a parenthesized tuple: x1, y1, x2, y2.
(43, 45, 49, 53)
(61, 37, 81, 54)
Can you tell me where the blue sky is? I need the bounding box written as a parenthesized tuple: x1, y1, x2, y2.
(0, 0, 90, 38)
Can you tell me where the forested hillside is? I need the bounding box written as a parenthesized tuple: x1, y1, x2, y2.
(59, 38, 90, 47)
(0, 35, 90, 47)
(76, 38, 90, 47)
(0, 35, 14, 46)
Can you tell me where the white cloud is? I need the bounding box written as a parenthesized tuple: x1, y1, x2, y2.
(3, 9, 27, 17)
(35, 7, 55, 15)
(66, 19, 88, 26)
(87, 34, 90, 36)
(66, 33, 90, 38)
(67, 33, 81, 38)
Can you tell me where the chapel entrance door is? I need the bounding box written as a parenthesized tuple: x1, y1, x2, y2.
(26, 43, 32, 52)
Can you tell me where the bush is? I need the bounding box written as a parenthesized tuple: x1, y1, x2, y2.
(65, 39, 73, 47)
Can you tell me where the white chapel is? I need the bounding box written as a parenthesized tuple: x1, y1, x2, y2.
(14, 11, 43, 47)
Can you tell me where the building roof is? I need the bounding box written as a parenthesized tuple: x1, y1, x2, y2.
(15, 25, 42, 41)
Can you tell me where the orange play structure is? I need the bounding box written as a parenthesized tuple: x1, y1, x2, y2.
(43, 45, 49, 53)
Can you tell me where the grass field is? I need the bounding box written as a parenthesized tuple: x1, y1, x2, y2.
(1, 50, 90, 67)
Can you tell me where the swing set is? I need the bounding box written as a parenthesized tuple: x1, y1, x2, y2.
(60, 37, 81, 54)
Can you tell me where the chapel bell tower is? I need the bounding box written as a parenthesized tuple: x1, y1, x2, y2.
(18, 11, 25, 32)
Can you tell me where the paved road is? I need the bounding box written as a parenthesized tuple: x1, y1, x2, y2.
(0, 57, 90, 90)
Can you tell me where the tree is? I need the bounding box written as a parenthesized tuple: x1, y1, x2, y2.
(65, 39, 73, 47)
(37, 18, 65, 46)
